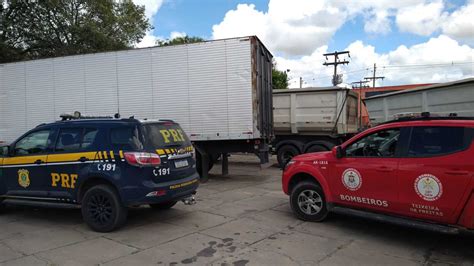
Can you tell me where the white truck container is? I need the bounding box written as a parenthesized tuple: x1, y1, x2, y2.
(0, 36, 274, 179)
(272, 87, 358, 167)
(364, 78, 474, 124)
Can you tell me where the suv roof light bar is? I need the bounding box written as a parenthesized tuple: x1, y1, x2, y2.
(60, 111, 113, 121)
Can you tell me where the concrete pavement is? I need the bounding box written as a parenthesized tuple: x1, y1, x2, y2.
(1, 155, 473, 265)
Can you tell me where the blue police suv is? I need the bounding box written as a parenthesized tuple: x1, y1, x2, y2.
(0, 114, 199, 232)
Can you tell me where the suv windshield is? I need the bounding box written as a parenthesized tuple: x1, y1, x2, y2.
(142, 123, 190, 148)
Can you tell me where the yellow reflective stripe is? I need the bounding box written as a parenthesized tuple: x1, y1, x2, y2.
(119, 150, 124, 159)
(165, 149, 170, 154)
(97, 152, 103, 160)
(47, 152, 97, 163)
(102, 151, 108, 162)
(156, 149, 165, 155)
(3, 155, 46, 165)
(109, 151, 114, 161)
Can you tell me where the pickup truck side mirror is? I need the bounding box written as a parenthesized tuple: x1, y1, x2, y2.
(332, 146, 344, 159)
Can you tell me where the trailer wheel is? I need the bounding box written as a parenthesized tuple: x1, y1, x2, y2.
(277, 145, 300, 168)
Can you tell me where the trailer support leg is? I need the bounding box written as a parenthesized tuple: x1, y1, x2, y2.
(201, 153, 210, 183)
(222, 153, 228, 176)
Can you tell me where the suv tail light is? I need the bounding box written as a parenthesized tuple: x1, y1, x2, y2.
(124, 152, 161, 167)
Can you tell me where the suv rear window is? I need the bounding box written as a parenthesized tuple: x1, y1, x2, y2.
(110, 126, 143, 150)
(142, 123, 190, 148)
(408, 126, 470, 157)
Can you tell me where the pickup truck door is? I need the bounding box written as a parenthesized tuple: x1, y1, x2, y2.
(330, 128, 405, 214)
(397, 126, 473, 224)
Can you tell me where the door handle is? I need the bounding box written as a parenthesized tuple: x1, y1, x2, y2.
(78, 156, 88, 162)
(34, 159, 44, 165)
(376, 167, 394, 172)
(445, 170, 469, 175)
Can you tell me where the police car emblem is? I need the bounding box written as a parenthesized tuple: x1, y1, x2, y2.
(342, 168, 362, 191)
(18, 169, 30, 188)
(414, 174, 443, 201)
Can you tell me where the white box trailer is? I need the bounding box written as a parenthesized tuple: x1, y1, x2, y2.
(0, 36, 274, 179)
(272, 87, 358, 167)
(364, 78, 474, 124)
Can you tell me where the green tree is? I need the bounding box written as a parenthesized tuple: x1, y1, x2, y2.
(0, 0, 151, 63)
(156, 35, 205, 46)
(272, 62, 289, 90)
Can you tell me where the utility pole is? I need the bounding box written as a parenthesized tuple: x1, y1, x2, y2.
(351, 80, 370, 130)
(299, 77, 303, 88)
(364, 63, 385, 88)
(323, 51, 350, 86)
(351, 80, 369, 89)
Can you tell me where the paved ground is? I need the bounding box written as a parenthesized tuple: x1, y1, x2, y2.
(1, 155, 474, 266)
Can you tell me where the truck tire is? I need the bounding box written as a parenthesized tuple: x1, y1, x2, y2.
(277, 145, 300, 168)
(304, 141, 335, 153)
(149, 201, 177, 210)
(81, 184, 128, 232)
(305, 144, 328, 153)
(290, 181, 328, 222)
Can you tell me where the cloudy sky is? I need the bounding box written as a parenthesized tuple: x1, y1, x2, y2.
(133, 0, 474, 88)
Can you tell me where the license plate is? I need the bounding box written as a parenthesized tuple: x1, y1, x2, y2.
(174, 160, 189, 168)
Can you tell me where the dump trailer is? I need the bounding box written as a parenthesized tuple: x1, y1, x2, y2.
(364, 78, 474, 124)
(272, 87, 358, 167)
(0, 36, 274, 181)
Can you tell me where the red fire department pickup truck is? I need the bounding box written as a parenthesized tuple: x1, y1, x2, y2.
(282, 114, 474, 233)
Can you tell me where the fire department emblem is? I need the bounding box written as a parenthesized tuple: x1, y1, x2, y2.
(18, 169, 30, 188)
(342, 168, 362, 191)
(415, 174, 442, 201)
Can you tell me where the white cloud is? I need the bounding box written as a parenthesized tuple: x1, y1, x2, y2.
(396, 1, 446, 36)
(276, 35, 474, 87)
(214, 0, 473, 87)
(364, 9, 391, 34)
(170, 31, 187, 39)
(442, 1, 474, 44)
(212, 1, 346, 56)
(136, 33, 160, 48)
(135, 31, 189, 48)
(132, 0, 163, 19)
(212, 0, 440, 56)
(132, 0, 165, 48)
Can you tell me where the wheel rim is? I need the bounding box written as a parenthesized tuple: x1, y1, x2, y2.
(297, 189, 323, 215)
(87, 193, 113, 225)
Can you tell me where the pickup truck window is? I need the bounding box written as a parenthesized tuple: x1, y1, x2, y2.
(345, 129, 400, 157)
(407, 126, 468, 157)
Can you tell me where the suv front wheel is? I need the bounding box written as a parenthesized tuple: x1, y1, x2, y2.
(81, 185, 128, 232)
(290, 181, 328, 222)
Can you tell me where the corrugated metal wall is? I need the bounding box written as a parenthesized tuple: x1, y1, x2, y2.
(0, 37, 256, 143)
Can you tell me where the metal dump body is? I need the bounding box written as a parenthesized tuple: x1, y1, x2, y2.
(273, 87, 358, 136)
(364, 78, 474, 124)
(0, 36, 273, 144)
